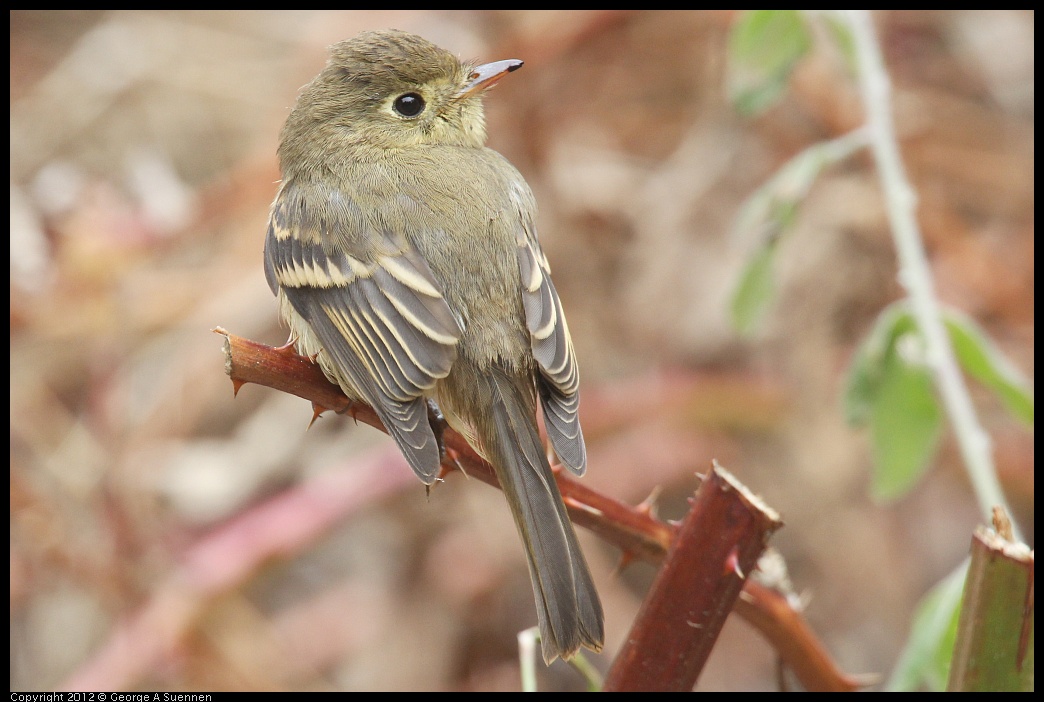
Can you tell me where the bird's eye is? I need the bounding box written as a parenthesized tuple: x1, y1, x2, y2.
(393, 92, 426, 118)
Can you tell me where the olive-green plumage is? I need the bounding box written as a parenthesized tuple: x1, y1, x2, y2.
(264, 29, 602, 663)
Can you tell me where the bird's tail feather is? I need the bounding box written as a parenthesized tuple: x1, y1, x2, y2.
(479, 366, 604, 663)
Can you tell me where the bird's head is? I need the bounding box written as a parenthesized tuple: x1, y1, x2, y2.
(280, 29, 522, 166)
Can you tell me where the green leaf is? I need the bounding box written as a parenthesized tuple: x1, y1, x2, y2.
(887, 562, 967, 691)
(843, 303, 917, 426)
(843, 303, 943, 500)
(729, 132, 868, 335)
(943, 310, 1034, 427)
(730, 240, 777, 336)
(732, 132, 868, 253)
(845, 302, 1034, 500)
(727, 10, 812, 116)
(869, 336, 943, 500)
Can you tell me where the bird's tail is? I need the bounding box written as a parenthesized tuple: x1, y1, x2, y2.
(476, 365, 604, 663)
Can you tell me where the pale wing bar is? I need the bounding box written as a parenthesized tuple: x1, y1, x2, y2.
(516, 232, 587, 475)
(265, 207, 461, 483)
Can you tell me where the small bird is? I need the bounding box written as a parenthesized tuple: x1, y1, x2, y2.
(263, 29, 603, 663)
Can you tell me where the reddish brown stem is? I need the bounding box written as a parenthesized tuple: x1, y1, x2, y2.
(216, 328, 861, 691)
(602, 464, 782, 691)
(217, 327, 673, 561)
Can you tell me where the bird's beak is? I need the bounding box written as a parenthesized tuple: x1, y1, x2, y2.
(456, 59, 523, 100)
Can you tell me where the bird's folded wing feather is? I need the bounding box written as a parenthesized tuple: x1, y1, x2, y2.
(264, 186, 461, 483)
(514, 222, 587, 475)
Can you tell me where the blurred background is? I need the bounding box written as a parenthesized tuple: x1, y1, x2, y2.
(9, 10, 1033, 692)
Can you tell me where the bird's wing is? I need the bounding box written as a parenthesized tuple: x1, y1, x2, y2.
(515, 223, 587, 475)
(264, 185, 461, 484)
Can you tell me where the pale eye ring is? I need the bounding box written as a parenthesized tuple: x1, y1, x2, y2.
(393, 92, 425, 118)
